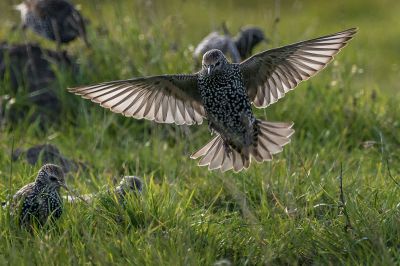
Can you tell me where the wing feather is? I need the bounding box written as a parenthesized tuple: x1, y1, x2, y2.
(240, 28, 357, 108)
(69, 74, 205, 125)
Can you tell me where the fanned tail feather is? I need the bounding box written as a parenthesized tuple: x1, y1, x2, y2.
(190, 120, 294, 172)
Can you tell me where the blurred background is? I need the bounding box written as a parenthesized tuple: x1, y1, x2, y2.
(0, 1, 399, 264)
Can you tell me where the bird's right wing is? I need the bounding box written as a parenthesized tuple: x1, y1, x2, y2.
(68, 74, 206, 125)
(240, 28, 357, 108)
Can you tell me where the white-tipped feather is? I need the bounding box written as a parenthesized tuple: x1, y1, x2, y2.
(221, 153, 233, 172)
(209, 141, 224, 170)
(191, 120, 294, 172)
(190, 136, 220, 159)
(199, 139, 220, 166)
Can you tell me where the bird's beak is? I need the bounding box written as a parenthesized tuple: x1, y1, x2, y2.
(207, 66, 211, 75)
(60, 183, 89, 204)
(59, 182, 70, 191)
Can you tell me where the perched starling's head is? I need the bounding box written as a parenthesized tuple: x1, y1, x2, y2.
(36, 164, 67, 190)
(115, 176, 143, 198)
(202, 49, 228, 75)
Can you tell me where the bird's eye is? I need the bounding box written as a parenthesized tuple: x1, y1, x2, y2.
(49, 176, 58, 182)
(215, 62, 220, 66)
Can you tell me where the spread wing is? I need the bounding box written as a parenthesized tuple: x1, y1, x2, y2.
(68, 74, 205, 125)
(240, 28, 357, 108)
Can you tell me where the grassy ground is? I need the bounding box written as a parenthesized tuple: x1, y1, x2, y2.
(1, 0, 400, 265)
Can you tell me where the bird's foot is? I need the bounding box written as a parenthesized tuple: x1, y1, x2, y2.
(208, 123, 216, 135)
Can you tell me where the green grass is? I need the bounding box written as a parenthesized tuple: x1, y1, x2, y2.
(1, 0, 400, 265)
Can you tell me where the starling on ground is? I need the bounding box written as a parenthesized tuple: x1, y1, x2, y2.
(66, 176, 143, 204)
(15, 0, 90, 49)
(234, 26, 267, 60)
(194, 26, 267, 64)
(8, 164, 68, 228)
(115, 176, 143, 199)
(193, 31, 241, 63)
(69, 28, 357, 172)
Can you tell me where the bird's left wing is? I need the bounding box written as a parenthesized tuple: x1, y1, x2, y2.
(68, 74, 205, 125)
(7, 183, 35, 212)
(240, 28, 357, 108)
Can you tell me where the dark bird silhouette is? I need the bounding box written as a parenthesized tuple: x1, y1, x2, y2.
(0, 42, 73, 91)
(115, 176, 143, 199)
(12, 144, 86, 173)
(6, 164, 68, 228)
(193, 26, 268, 63)
(0, 42, 74, 126)
(234, 26, 267, 60)
(193, 31, 241, 63)
(69, 28, 357, 172)
(15, 0, 90, 50)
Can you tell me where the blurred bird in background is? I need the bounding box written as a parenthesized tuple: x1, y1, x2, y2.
(15, 0, 90, 51)
(234, 26, 267, 60)
(193, 25, 268, 64)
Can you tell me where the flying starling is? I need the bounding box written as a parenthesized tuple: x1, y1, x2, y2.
(8, 164, 68, 228)
(69, 28, 357, 172)
(15, 0, 90, 49)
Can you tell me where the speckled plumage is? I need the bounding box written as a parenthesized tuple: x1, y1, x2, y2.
(9, 164, 67, 228)
(198, 62, 255, 148)
(15, 0, 89, 48)
(69, 28, 357, 172)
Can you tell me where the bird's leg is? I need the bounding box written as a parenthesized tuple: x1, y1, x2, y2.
(51, 19, 62, 55)
(207, 121, 216, 135)
(208, 125, 215, 135)
(76, 18, 90, 48)
(56, 42, 62, 55)
(240, 113, 257, 146)
(223, 141, 232, 154)
(23, 40, 40, 87)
